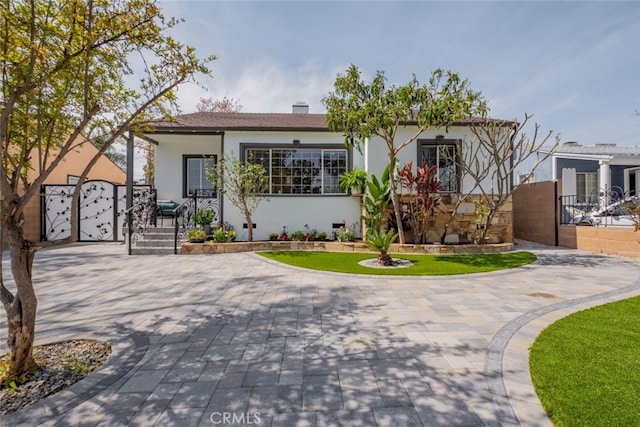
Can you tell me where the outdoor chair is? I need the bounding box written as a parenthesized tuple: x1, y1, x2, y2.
(157, 200, 178, 226)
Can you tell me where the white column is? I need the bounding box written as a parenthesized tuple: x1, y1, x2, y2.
(599, 159, 610, 205)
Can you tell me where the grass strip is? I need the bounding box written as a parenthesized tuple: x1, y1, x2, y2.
(530, 296, 640, 426)
(256, 250, 536, 276)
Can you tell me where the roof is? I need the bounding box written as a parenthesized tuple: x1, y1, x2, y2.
(147, 112, 513, 133)
(552, 144, 640, 157)
(150, 112, 330, 132)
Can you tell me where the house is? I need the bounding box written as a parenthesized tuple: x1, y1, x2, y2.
(519, 142, 640, 203)
(144, 103, 514, 243)
(27, 136, 126, 242)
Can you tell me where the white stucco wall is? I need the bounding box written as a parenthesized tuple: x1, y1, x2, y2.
(153, 134, 222, 202)
(366, 126, 491, 194)
(151, 123, 515, 241)
(221, 130, 361, 241)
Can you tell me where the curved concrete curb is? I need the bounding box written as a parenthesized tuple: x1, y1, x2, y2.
(486, 271, 640, 426)
(1, 331, 149, 426)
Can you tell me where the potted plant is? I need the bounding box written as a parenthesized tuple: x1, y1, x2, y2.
(339, 168, 368, 195)
(187, 229, 207, 243)
(194, 209, 215, 234)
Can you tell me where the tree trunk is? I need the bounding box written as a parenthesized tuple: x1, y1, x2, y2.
(242, 201, 253, 242)
(246, 214, 253, 242)
(1, 221, 39, 381)
(388, 156, 406, 244)
(377, 251, 393, 266)
(481, 198, 501, 242)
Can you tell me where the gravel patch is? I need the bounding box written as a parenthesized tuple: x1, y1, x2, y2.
(0, 339, 111, 414)
(358, 258, 414, 268)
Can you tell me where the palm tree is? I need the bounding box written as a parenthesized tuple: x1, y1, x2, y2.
(366, 230, 398, 266)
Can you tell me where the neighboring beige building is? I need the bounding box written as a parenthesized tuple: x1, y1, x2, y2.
(22, 136, 126, 242)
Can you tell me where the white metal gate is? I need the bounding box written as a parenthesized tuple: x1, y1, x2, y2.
(41, 180, 153, 242)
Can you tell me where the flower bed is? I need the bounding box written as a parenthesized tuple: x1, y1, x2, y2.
(180, 240, 514, 255)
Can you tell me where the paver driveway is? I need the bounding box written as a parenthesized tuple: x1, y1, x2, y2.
(1, 242, 639, 426)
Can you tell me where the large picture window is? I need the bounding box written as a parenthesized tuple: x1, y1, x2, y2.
(183, 155, 216, 197)
(419, 140, 458, 192)
(245, 146, 347, 195)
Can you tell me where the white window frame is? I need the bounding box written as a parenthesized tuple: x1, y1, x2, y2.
(576, 172, 598, 204)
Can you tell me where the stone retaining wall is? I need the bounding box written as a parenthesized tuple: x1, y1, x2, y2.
(181, 240, 515, 255)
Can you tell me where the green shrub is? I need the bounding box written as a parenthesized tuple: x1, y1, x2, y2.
(194, 209, 214, 227)
(212, 227, 236, 243)
(187, 229, 207, 242)
(290, 230, 305, 241)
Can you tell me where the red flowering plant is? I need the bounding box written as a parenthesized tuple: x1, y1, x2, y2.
(397, 161, 445, 244)
(279, 226, 289, 241)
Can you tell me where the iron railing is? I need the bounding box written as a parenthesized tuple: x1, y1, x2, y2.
(172, 189, 219, 254)
(560, 186, 638, 226)
(123, 188, 157, 254)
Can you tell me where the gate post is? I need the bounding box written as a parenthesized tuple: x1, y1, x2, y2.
(126, 129, 134, 255)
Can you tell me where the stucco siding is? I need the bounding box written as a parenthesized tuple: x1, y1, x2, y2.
(223, 196, 361, 242)
(222, 131, 361, 240)
(154, 134, 222, 202)
(366, 126, 499, 194)
(556, 158, 599, 175)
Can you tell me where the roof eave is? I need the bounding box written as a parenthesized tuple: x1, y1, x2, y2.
(146, 126, 331, 134)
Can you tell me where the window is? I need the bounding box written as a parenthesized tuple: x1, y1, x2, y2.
(518, 173, 535, 185)
(183, 155, 216, 197)
(576, 172, 598, 204)
(245, 146, 347, 195)
(419, 140, 458, 192)
(67, 175, 80, 185)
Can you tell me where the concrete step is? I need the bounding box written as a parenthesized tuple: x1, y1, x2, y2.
(131, 246, 180, 255)
(142, 232, 175, 240)
(128, 225, 186, 255)
(135, 239, 176, 248)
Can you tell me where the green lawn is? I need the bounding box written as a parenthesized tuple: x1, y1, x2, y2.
(530, 296, 640, 426)
(256, 250, 536, 275)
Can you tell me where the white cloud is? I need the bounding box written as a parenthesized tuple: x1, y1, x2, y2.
(178, 58, 344, 114)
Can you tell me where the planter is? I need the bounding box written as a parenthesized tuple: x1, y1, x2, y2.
(181, 240, 515, 255)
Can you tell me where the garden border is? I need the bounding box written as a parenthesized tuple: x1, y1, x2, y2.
(181, 240, 514, 255)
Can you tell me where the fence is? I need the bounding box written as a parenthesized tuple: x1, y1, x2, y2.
(41, 180, 154, 242)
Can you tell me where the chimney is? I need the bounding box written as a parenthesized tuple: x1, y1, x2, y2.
(292, 102, 309, 114)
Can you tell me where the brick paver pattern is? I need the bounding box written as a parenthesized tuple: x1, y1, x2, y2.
(1, 243, 638, 426)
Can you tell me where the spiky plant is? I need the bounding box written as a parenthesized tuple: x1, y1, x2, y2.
(366, 229, 398, 266)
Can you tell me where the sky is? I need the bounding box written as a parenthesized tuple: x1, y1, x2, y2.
(159, 0, 640, 147)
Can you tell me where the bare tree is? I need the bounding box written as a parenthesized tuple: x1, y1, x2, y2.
(196, 96, 242, 113)
(453, 115, 558, 242)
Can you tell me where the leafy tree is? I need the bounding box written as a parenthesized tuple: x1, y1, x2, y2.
(0, 0, 213, 380)
(196, 96, 242, 113)
(323, 64, 486, 244)
(207, 153, 268, 242)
